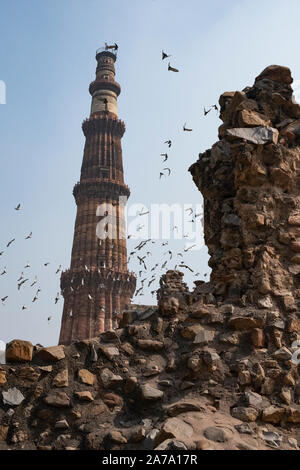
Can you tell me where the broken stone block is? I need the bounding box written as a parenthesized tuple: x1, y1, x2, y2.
(44, 391, 70, 407)
(140, 384, 164, 401)
(262, 406, 285, 424)
(100, 368, 123, 389)
(35, 345, 65, 362)
(231, 407, 259, 422)
(2, 387, 25, 406)
(6, 340, 33, 363)
(78, 369, 96, 386)
(52, 369, 69, 388)
(225, 126, 279, 145)
(155, 417, 193, 447)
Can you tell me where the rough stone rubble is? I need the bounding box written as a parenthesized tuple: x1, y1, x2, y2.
(1, 65, 300, 451)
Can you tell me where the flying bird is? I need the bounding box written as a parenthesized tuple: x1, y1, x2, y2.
(184, 244, 196, 252)
(56, 265, 62, 274)
(161, 153, 168, 162)
(168, 62, 179, 72)
(183, 123, 193, 132)
(0, 252, 3, 257)
(32, 295, 38, 303)
(15, 204, 21, 211)
(179, 263, 194, 272)
(30, 276, 38, 287)
(7, 239, 15, 248)
(1, 267, 7, 276)
(25, 232, 32, 240)
(1, 296, 8, 304)
(162, 50, 171, 60)
(105, 42, 118, 51)
(22, 305, 27, 311)
(24, 262, 30, 268)
(204, 107, 212, 116)
(55, 293, 60, 304)
(44, 262, 50, 266)
(164, 140, 172, 147)
(18, 279, 28, 290)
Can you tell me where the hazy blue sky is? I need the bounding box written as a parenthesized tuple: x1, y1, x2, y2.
(1, 0, 300, 348)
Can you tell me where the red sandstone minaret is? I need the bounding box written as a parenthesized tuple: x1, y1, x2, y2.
(59, 47, 136, 345)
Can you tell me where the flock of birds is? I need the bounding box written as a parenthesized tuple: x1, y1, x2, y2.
(158, 50, 218, 180)
(0, 204, 62, 322)
(125, 49, 216, 299)
(0, 45, 213, 317)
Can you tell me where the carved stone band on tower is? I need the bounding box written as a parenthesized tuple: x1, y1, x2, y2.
(59, 48, 136, 345)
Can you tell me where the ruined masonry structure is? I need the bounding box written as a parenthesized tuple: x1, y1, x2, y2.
(190, 65, 300, 314)
(59, 48, 136, 345)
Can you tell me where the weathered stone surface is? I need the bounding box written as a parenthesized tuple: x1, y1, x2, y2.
(74, 391, 94, 402)
(262, 406, 285, 424)
(231, 407, 259, 422)
(99, 345, 119, 361)
(181, 325, 204, 341)
(155, 417, 193, 446)
(137, 339, 164, 351)
(167, 400, 204, 417)
(6, 340, 33, 363)
(52, 369, 69, 388)
(225, 126, 279, 145)
(204, 427, 230, 443)
(35, 346, 65, 362)
(0, 368, 7, 385)
(140, 384, 164, 401)
(107, 430, 127, 444)
(2, 387, 25, 406)
(78, 369, 95, 386)
(44, 391, 70, 408)
(0, 425, 9, 441)
(100, 368, 123, 389)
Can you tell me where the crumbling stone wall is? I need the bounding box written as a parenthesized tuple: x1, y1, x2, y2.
(189, 65, 300, 314)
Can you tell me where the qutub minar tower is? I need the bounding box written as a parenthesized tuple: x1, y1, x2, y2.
(59, 46, 136, 345)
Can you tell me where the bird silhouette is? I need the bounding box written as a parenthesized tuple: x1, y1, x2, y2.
(15, 204, 21, 211)
(162, 50, 171, 60)
(161, 153, 168, 162)
(1, 296, 8, 304)
(55, 293, 60, 304)
(204, 107, 212, 116)
(1, 267, 7, 275)
(183, 123, 193, 132)
(168, 62, 179, 72)
(164, 140, 172, 147)
(25, 232, 32, 240)
(184, 244, 196, 252)
(7, 239, 15, 248)
(56, 265, 62, 274)
(105, 42, 118, 51)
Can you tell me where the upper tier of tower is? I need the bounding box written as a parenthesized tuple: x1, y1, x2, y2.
(89, 49, 121, 117)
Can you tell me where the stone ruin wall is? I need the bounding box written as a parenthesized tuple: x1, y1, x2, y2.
(1, 66, 300, 451)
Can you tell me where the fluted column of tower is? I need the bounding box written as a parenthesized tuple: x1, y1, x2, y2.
(59, 48, 136, 345)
